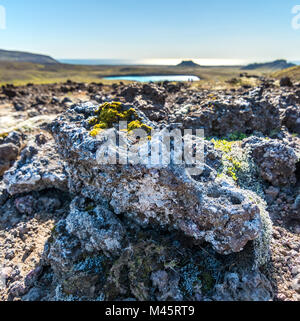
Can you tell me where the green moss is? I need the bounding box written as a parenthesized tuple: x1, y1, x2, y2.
(211, 139, 233, 154)
(212, 139, 242, 182)
(84, 203, 97, 216)
(88, 117, 100, 126)
(90, 128, 103, 137)
(103, 234, 221, 301)
(48, 225, 59, 244)
(85, 204, 96, 212)
(104, 242, 168, 300)
(127, 120, 152, 134)
(207, 132, 249, 143)
(269, 129, 280, 138)
(88, 102, 152, 137)
(0, 132, 8, 140)
(179, 262, 216, 297)
(201, 271, 215, 294)
(227, 132, 248, 141)
(224, 155, 242, 181)
(180, 263, 202, 296)
(73, 256, 105, 275)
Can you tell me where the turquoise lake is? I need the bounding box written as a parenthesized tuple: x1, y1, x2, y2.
(104, 75, 200, 82)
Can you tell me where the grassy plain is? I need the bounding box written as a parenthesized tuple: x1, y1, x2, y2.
(0, 61, 273, 87)
(273, 66, 300, 81)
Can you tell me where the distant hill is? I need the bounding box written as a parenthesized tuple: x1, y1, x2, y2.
(273, 65, 300, 81)
(0, 49, 58, 64)
(177, 60, 201, 68)
(241, 59, 295, 71)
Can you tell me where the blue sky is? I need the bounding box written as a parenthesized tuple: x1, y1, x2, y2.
(0, 0, 299, 62)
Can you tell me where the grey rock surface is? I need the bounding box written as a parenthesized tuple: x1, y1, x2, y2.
(0, 143, 19, 176)
(212, 271, 273, 301)
(51, 103, 265, 255)
(243, 137, 298, 186)
(0, 182, 9, 206)
(282, 106, 300, 134)
(4, 140, 68, 195)
(2, 81, 300, 301)
(171, 92, 281, 136)
(65, 197, 126, 256)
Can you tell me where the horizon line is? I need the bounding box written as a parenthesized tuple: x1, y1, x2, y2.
(58, 58, 300, 67)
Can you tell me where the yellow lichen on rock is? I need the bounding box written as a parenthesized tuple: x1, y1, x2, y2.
(211, 139, 233, 154)
(127, 120, 152, 134)
(212, 139, 242, 182)
(0, 132, 8, 140)
(90, 128, 104, 137)
(89, 102, 152, 137)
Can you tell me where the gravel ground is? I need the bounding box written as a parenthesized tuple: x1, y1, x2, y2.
(0, 80, 299, 301)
